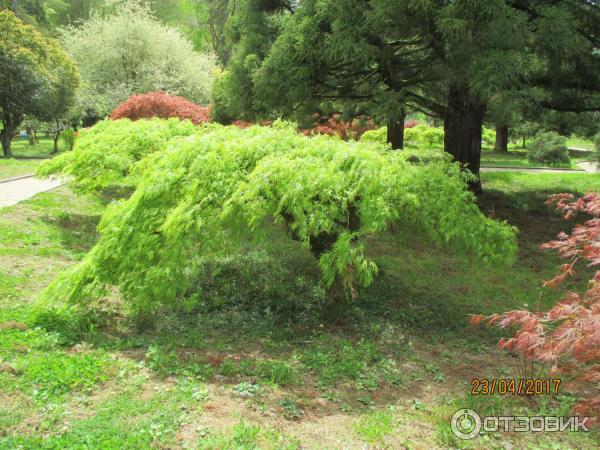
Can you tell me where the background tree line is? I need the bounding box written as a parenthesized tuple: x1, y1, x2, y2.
(1, 0, 599, 191)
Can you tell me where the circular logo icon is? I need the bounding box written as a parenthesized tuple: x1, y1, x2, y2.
(451, 409, 481, 440)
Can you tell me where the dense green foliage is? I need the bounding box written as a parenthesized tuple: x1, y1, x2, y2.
(43, 120, 517, 316)
(482, 127, 497, 148)
(37, 118, 200, 193)
(60, 2, 215, 120)
(359, 127, 387, 145)
(405, 126, 445, 148)
(0, 10, 78, 156)
(60, 128, 75, 151)
(211, 0, 290, 123)
(234, 0, 600, 186)
(527, 131, 571, 166)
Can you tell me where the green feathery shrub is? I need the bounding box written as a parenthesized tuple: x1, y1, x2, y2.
(37, 118, 202, 193)
(43, 120, 517, 317)
(482, 127, 496, 148)
(60, 129, 77, 151)
(404, 125, 444, 148)
(359, 127, 387, 144)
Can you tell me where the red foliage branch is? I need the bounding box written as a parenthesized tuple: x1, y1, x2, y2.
(404, 119, 420, 129)
(301, 114, 376, 140)
(110, 92, 211, 124)
(472, 192, 600, 422)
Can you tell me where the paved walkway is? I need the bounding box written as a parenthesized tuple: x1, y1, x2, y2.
(481, 161, 598, 174)
(481, 166, 584, 174)
(0, 176, 64, 208)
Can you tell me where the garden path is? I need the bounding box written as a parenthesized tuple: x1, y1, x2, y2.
(0, 175, 63, 208)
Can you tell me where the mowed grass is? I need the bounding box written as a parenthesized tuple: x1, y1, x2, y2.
(0, 137, 65, 180)
(9, 137, 60, 158)
(481, 147, 589, 169)
(566, 135, 595, 150)
(0, 174, 599, 448)
(0, 159, 44, 181)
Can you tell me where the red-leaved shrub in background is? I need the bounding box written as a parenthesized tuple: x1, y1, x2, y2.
(110, 92, 211, 124)
(472, 193, 600, 423)
(302, 114, 376, 140)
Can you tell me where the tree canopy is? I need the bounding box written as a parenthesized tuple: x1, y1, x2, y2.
(219, 0, 600, 191)
(60, 1, 215, 121)
(0, 9, 78, 156)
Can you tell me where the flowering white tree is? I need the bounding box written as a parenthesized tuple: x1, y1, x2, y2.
(62, 1, 216, 120)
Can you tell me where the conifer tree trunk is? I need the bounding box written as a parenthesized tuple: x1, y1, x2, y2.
(444, 85, 485, 194)
(494, 125, 509, 153)
(387, 109, 405, 150)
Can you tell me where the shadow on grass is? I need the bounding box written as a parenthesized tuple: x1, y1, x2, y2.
(42, 212, 101, 253)
(98, 185, 136, 204)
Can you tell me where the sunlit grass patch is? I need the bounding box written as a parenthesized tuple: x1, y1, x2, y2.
(354, 409, 396, 444)
(198, 420, 301, 450)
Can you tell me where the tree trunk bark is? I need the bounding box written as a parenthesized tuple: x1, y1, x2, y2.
(52, 119, 61, 154)
(0, 126, 13, 157)
(494, 125, 509, 153)
(444, 86, 486, 194)
(26, 126, 36, 145)
(387, 110, 405, 150)
(52, 132, 60, 154)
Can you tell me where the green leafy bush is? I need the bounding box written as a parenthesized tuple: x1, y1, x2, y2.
(359, 127, 387, 144)
(37, 118, 201, 194)
(43, 120, 516, 317)
(527, 131, 571, 166)
(482, 127, 496, 148)
(60, 129, 76, 151)
(405, 125, 444, 148)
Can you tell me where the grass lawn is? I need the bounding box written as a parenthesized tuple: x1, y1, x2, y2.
(0, 173, 599, 448)
(481, 147, 588, 169)
(9, 137, 62, 158)
(0, 138, 67, 181)
(566, 135, 595, 150)
(0, 159, 44, 181)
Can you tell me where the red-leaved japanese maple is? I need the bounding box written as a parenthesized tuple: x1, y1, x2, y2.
(472, 193, 600, 421)
(302, 114, 376, 140)
(404, 119, 420, 129)
(110, 92, 210, 124)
